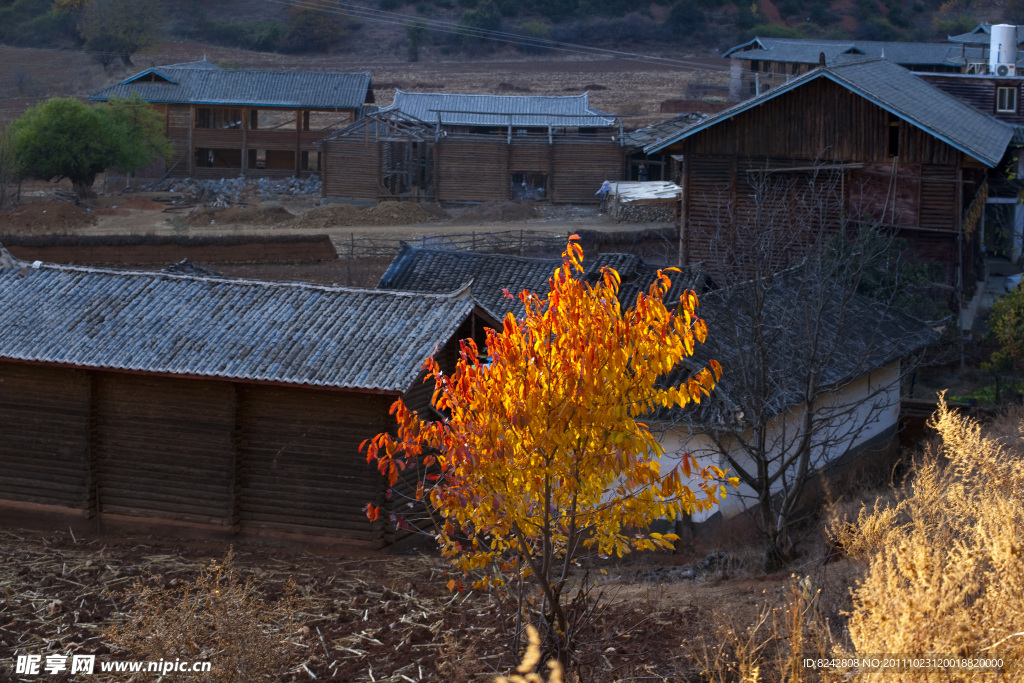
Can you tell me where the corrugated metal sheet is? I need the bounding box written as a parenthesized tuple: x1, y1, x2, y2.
(90, 62, 373, 110)
(380, 91, 615, 128)
(0, 260, 476, 393)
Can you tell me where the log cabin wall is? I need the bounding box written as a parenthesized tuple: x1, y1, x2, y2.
(673, 78, 974, 282)
(0, 364, 92, 512)
(675, 79, 962, 165)
(93, 374, 237, 527)
(321, 138, 382, 199)
(435, 138, 510, 202)
(922, 75, 1024, 124)
(236, 385, 390, 543)
(0, 362, 398, 546)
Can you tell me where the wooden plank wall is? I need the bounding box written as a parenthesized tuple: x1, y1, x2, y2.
(94, 374, 237, 526)
(672, 78, 963, 165)
(551, 140, 623, 203)
(436, 139, 510, 202)
(0, 363, 398, 545)
(321, 139, 381, 199)
(0, 364, 91, 510)
(924, 76, 1024, 124)
(237, 386, 390, 542)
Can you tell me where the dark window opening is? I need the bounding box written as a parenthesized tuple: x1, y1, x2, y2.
(887, 116, 900, 157)
(195, 147, 242, 168)
(511, 172, 547, 201)
(247, 149, 295, 170)
(301, 151, 319, 172)
(195, 108, 242, 129)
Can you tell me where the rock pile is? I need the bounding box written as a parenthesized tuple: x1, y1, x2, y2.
(139, 176, 323, 207)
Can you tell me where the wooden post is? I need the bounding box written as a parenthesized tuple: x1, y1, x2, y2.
(295, 110, 302, 176)
(241, 107, 248, 178)
(188, 104, 195, 176)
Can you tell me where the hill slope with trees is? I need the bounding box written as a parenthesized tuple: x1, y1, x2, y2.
(1, 0, 1020, 64)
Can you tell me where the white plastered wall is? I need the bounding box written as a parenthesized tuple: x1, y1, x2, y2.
(655, 361, 902, 522)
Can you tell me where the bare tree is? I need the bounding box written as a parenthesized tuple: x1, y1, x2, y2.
(676, 166, 938, 570)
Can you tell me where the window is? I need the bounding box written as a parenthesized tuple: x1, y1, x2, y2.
(997, 86, 1018, 113)
(195, 108, 242, 129)
(888, 115, 900, 157)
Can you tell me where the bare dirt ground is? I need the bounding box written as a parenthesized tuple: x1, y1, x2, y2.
(0, 524, 848, 683)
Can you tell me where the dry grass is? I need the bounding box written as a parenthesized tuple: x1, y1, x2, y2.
(106, 550, 312, 682)
(836, 397, 1024, 681)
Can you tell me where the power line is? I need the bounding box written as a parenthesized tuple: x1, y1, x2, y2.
(261, 0, 734, 73)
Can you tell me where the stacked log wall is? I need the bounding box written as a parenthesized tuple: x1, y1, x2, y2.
(93, 374, 237, 526)
(0, 364, 92, 511)
(321, 138, 381, 199)
(0, 362, 399, 545)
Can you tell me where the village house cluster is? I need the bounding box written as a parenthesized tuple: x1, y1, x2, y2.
(0, 24, 1021, 545)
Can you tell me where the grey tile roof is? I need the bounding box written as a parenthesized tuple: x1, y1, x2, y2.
(644, 59, 1013, 167)
(90, 61, 374, 110)
(0, 255, 479, 393)
(666, 267, 939, 425)
(725, 36, 992, 67)
(379, 91, 615, 128)
(623, 113, 707, 149)
(376, 245, 702, 320)
(949, 23, 1024, 45)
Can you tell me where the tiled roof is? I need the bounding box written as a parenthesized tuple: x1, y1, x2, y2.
(379, 91, 615, 128)
(668, 267, 939, 424)
(90, 61, 374, 110)
(0, 254, 479, 393)
(376, 245, 701, 320)
(725, 36, 994, 67)
(644, 59, 1013, 167)
(948, 23, 1024, 45)
(623, 113, 706, 149)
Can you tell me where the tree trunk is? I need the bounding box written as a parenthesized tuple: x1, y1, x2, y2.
(72, 175, 97, 199)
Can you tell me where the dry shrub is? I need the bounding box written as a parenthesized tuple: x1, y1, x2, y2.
(838, 397, 1024, 681)
(681, 576, 837, 683)
(496, 625, 565, 683)
(107, 551, 312, 682)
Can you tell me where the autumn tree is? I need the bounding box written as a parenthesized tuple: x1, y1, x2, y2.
(363, 237, 730, 664)
(10, 96, 171, 198)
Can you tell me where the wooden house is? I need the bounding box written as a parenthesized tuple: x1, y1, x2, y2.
(90, 58, 374, 179)
(0, 249, 493, 546)
(318, 92, 624, 203)
(642, 58, 1015, 314)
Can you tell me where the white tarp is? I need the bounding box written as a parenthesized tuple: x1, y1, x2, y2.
(609, 181, 681, 203)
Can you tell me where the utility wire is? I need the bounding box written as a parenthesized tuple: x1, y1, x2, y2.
(262, 0, 735, 73)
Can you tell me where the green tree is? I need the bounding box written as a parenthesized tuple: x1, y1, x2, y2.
(0, 126, 19, 210)
(455, 0, 501, 51)
(983, 283, 1024, 401)
(405, 20, 430, 61)
(76, 0, 162, 66)
(10, 96, 171, 198)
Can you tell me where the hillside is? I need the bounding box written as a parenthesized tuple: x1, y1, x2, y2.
(1, 0, 1019, 65)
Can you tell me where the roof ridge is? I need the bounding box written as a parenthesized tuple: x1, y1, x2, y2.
(33, 261, 475, 300)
